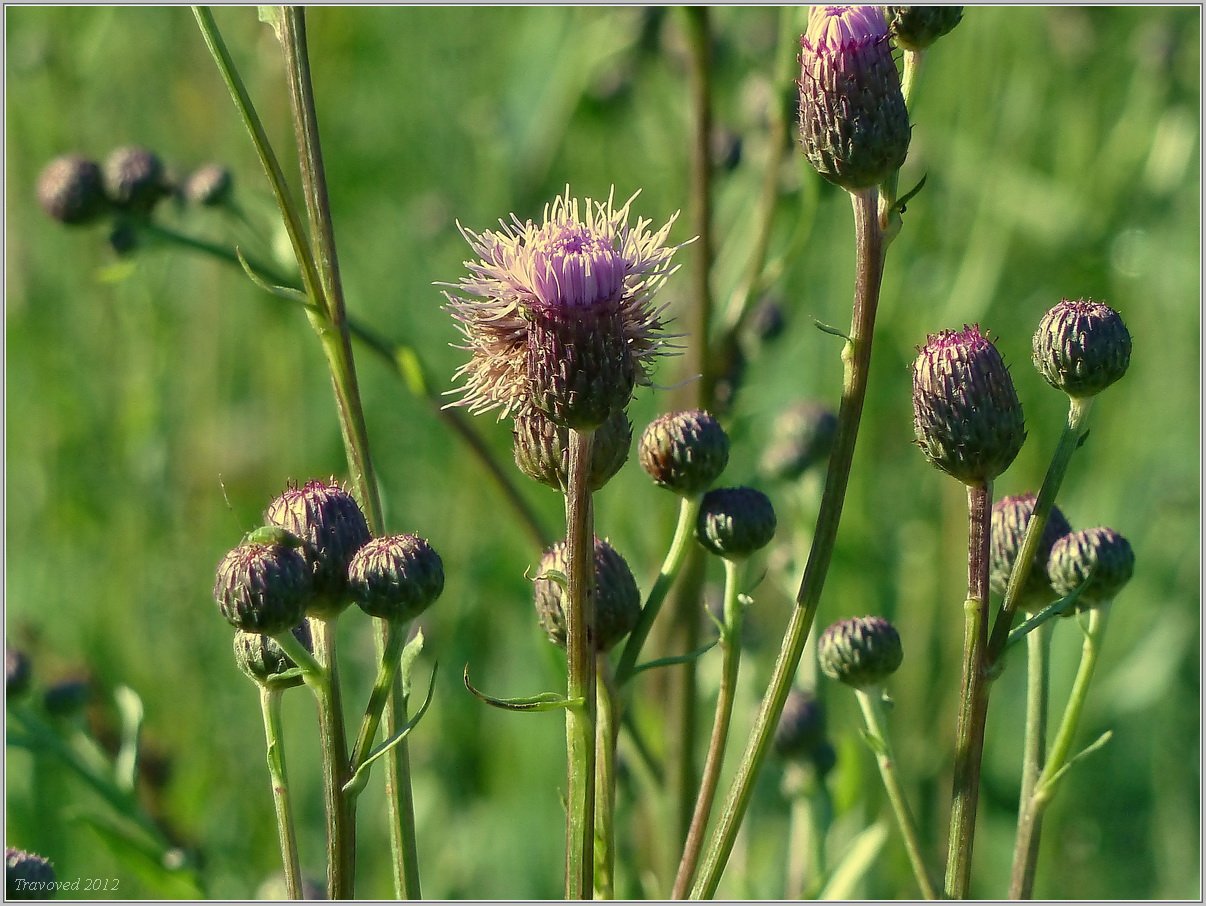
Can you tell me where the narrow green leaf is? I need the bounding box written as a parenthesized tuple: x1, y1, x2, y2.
(817, 820, 889, 900)
(894, 173, 928, 213)
(462, 665, 583, 713)
(344, 662, 438, 797)
(630, 639, 719, 677)
(113, 685, 144, 794)
(813, 319, 853, 342)
(235, 248, 310, 306)
(399, 628, 425, 698)
(859, 726, 888, 758)
(1041, 730, 1113, 796)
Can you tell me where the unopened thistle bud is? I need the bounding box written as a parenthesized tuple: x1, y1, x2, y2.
(37, 154, 107, 225)
(912, 325, 1026, 485)
(348, 533, 445, 623)
(266, 479, 371, 617)
(445, 189, 684, 428)
(773, 688, 827, 760)
(6, 848, 55, 900)
(886, 6, 964, 51)
(234, 622, 313, 690)
(1032, 299, 1132, 399)
(6, 647, 31, 700)
(639, 409, 730, 496)
(183, 163, 233, 207)
(799, 5, 911, 191)
(1048, 527, 1134, 609)
(513, 406, 632, 492)
(103, 145, 166, 213)
(760, 401, 839, 481)
(213, 542, 311, 635)
(696, 486, 777, 560)
(819, 615, 903, 689)
(989, 493, 1073, 603)
(533, 537, 641, 653)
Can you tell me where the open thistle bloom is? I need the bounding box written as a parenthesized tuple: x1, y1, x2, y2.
(445, 188, 684, 430)
(799, 5, 911, 191)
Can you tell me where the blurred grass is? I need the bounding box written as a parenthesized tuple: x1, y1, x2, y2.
(5, 6, 1199, 899)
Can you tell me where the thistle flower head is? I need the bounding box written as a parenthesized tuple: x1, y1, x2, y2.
(347, 533, 445, 623)
(1032, 299, 1132, 399)
(513, 406, 632, 492)
(818, 615, 903, 689)
(696, 486, 777, 560)
(184, 163, 233, 207)
(533, 536, 641, 653)
(1048, 526, 1134, 610)
(37, 154, 107, 225)
(445, 188, 685, 429)
(103, 145, 167, 213)
(799, 5, 911, 190)
(6, 848, 55, 899)
(233, 622, 313, 690)
(213, 542, 311, 635)
(989, 493, 1073, 604)
(639, 409, 730, 496)
(886, 6, 964, 51)
(912, 325, 1026, 485)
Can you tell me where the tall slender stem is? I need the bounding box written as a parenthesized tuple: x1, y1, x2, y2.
(594, 657, 619, 900)
(348, 620, 409, 775)
(673, 557, 744, 898)
(259, 686, 303, 900)
(1008, 614, 1053, 898)
(309, 615, 355, 899)
(564, 429, 597, 898)
(943, 481, 993, 898)
(690, 187, 885, 899)
(854, 688, 939, 899)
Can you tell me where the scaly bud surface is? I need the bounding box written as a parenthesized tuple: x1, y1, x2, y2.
(818, 615, 903, 688)
(534, 536, 641, 652)
(348, 533, 445, 623)
(1032, 299, 1132, 398)
(639, 409, 730, 496)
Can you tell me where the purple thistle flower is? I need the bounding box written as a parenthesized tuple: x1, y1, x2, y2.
(444, 187, 686, 429)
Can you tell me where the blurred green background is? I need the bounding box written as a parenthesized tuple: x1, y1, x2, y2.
(6, 6, 1199, 899)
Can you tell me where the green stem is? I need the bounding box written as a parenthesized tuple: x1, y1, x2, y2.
(672, 557, 744, 898)
(594, 657, 619, 900)
(615, 495, 701, 686)
(1008, 612, 1053, 898)
(878, 48, 923, 230)
(348, 619, 409, 776)
(943, 480, 993, 899)
(1012, 603, 1112, 896)
(689, 186, 885, 900)
(564, 428, 597, 898)
(309, 615, 355, 899)
(259, 686, 303, 900)
(854, 687, 939, 899)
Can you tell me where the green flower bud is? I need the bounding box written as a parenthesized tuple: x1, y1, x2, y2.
(43, 676, 90, 718)
(886, 6, 964, 51)
(819, 615, 903, 689)
(773, 688, 827, 761)
(1032, 299, 1132, 399)
(233, 622, 313, 690)
(798, 6, 911, 190)
(696, 486, 777, 560)
(348, 534, 445, 623)
(989, 493, 1073, 603)
(760, 401, 839, 481)
(912, 325, 1026, 485)
(513, 406, 632, 492)
(266, 479, 371, 617)
(183, 164, 233, 207)
(6, 848, 55, 900)
(6, 647, 31, 700)
(534, 537, 641, 653)
(213, 542, 311, 635)
(639, 409, 730, 496)
(1048, 527, 1134, 609)
(103, 145, 166, 213)
(37, 154, 107, 225)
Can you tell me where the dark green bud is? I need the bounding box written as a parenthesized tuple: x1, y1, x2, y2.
(183, 164, 233, 207)
(513, 406, 631, 492)
(886, 6, 964, 51)
(912, 325, 1026, 485)
(533, 537, 641, 653)
(266, 479, 371, 617)
(799, 6, 911, 191)
(103, 145, 166, 213)
(233, 622, 312, 689)
(760, 401, 839, 481)
(773, 688, 827, 761)
(6, 648, 31, 700)
(348, 533, 445, 623)
(1048, 527, 1134, 609)
(819, 616, 903, 689)
(213, 542, 311, 635)
(43, 676, 90, 717)
(1032, 299, 1132, 399)
(37, 154, 106, 225)
(989, 493, 1073, 604)
(696, 486, 777, 560)
(6, 848, 55, 900)
(639, 409, 730, 496)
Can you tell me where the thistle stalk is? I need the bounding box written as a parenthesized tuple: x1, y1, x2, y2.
(1008, 615, 1053, 898)
(594, 657, 619, 899)
(308, 615, 355, 899)
(259, 685, 303, 900)
(690, 186, 885, 899)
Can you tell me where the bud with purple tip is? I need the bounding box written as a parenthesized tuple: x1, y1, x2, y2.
(103, 145, 167, 214)
(1048, 527, 1134, 610)
(1032, 299, 1132, 399)
(513, 406, 632, 492)
(989, 493, 1074, 603)
(819, 615, 904, 689)
(696, 486, 777, 560)
(6, 847, 55, 900)
(348, 533, 445, 623)
(639, 409, 730, 496)
(534, 537, 641, 653)
(37, 154, 107, 225)
(214, 542, 312, 635)
(886, 6, 964, 51)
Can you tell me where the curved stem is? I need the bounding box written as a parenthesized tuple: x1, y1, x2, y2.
(943, 481, 992, 898)
(594, 657, 619, 899)
(855, 688, 939, 899)
(259, 686, 303, 900)
(1008, 613, 1053, 898)
(615, 495, 701, 686)
(309, 615, 355, 899)
(690, 186, 885, 900)
(564, 428, 597, 898)
(348, 619, 409, 776)
(672, 557, 743, 898)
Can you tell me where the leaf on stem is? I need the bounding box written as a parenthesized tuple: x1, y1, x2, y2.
(235, 248, 309, 306)
(817, 820, 889, 900)
(462, 665, 584, 713)
(813, 320, 853, 343)
(344, 662, 439, 796)
(399, 628, 425, 698)
(1040, 729, 1113, 798)
(629, 639, 719, 678)
(893, 173, 928, 214)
